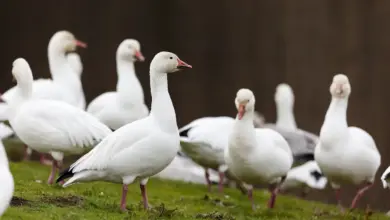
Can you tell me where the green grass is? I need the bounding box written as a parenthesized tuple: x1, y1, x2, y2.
(2, 143, 389, 219)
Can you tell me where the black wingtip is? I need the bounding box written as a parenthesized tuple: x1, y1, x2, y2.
(56, 167, 74, 183)
(309, 170, 324, 181)
(179, 127, 191, 137)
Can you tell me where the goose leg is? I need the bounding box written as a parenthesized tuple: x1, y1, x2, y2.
(47, 160, 59, 184)
(218, 172, 225, 193)
(350, 182, 373, 209)
(247, 187, 255, 210)
(120, 184, 128, 211)
(23, 145, 32, 161)
(40, 153, 53, 166)
(204, 169, 212, 192)
(267, 176, 286, 209)
(334, 188, 344, 211)
(140, 178, 149, 210)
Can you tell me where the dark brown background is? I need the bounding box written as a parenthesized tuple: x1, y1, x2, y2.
(1, 0, 389, 211)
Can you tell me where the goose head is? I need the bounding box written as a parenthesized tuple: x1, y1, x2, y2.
(330, 73, 351, 98)
(48, 30, 87, 54)
(150, 51, 192, 73)
(66, 53, 83, 77)
(274, 83, 294, 105)
(235, 88, 256, 120)
(117, 39, 145, 62)
(12, 58, 33, 86)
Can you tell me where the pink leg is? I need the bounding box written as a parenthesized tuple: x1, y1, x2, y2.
(247, 188, 255, 210)
(23, 145, 31, 161)
(204, 169, 212, 192)
(120, 184, 128, 211)
(334, 188, 344, 211)
(40, 154, 53, 166)
(350, 182, 374, 209)
(218, 171, 224, 193)
(140, 183, 149, 209)
(267, 184, 280, 209)
(47, 160, 58, 184)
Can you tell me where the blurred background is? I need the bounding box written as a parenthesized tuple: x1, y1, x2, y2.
(0, 0, 389, 211)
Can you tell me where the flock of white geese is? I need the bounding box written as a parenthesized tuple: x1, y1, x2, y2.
(0, 30, 389, 216)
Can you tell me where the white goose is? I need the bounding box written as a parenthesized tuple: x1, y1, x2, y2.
(314, 74, 381, 209)
(0, 123, 14, 216)
(261, 83, 327, 195)
(87, 39, 148, 130)
(0, 31, 87, 164)
(265, 83, 319, 163)
(225, 88, 293, 210)
(56, 51, 192, 211)
(8, 58, 112, 185)
(179, 114, 264, 193)
(23, 52, 85, 164)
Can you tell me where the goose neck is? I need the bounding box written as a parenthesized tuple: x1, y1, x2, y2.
(149, 70, 177, 133)
(116, 59, 144, 104)
(276, 102, 297, 130)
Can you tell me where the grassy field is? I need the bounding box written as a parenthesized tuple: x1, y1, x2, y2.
(2, 141, 389, 220)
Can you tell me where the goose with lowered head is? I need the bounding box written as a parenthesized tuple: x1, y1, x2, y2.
(225, 88, 293, 210)
(7, 58, 112, 185)
(0, 31, 87, 164)
(314, 74, 381, 210)
(87, 39, 148, 130)
(56, 51, 192, 211)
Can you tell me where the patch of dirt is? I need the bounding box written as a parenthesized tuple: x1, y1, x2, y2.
(10, 196, 31, 207)
(195, 211, 235, 220)
(40, 195, 84, 207)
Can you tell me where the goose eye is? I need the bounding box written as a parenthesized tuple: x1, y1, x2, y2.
(169, 57, 173, 60)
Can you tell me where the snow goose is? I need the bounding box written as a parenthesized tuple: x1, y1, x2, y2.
(56, 51, 192, 211)
(314, 74, 381, 209)
(179, 114, 264, 193)
(225, 88, 293, 210)
(0, 124, 14, 216)
(22, 52, 86, 164)
(0, 31, 87, 164)
(7, 58, 112, 185)
(87, 39, 148, 130)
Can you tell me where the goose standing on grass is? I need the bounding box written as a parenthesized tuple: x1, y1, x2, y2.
(7, 58, 112, 185)
(87, 39, 148, 130)
(179, 114, 264, 193)
(22, 52, 85, 164)
(0, 31, 87, 164)
(225, 88, 293, 210)
(314, 74, 381, 210)
(0, 123, 14, 216)
(56, 51, 192, 211)
(259, 84, 327, 195)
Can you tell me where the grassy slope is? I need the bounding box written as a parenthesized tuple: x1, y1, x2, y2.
(2, 161, 388, 220)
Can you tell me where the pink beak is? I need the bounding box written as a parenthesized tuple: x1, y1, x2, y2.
(75, 40, 87, 48)
(177, 58, 192, 69)
(237, 104, 245, 120)
(135, 51, 145, 62)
